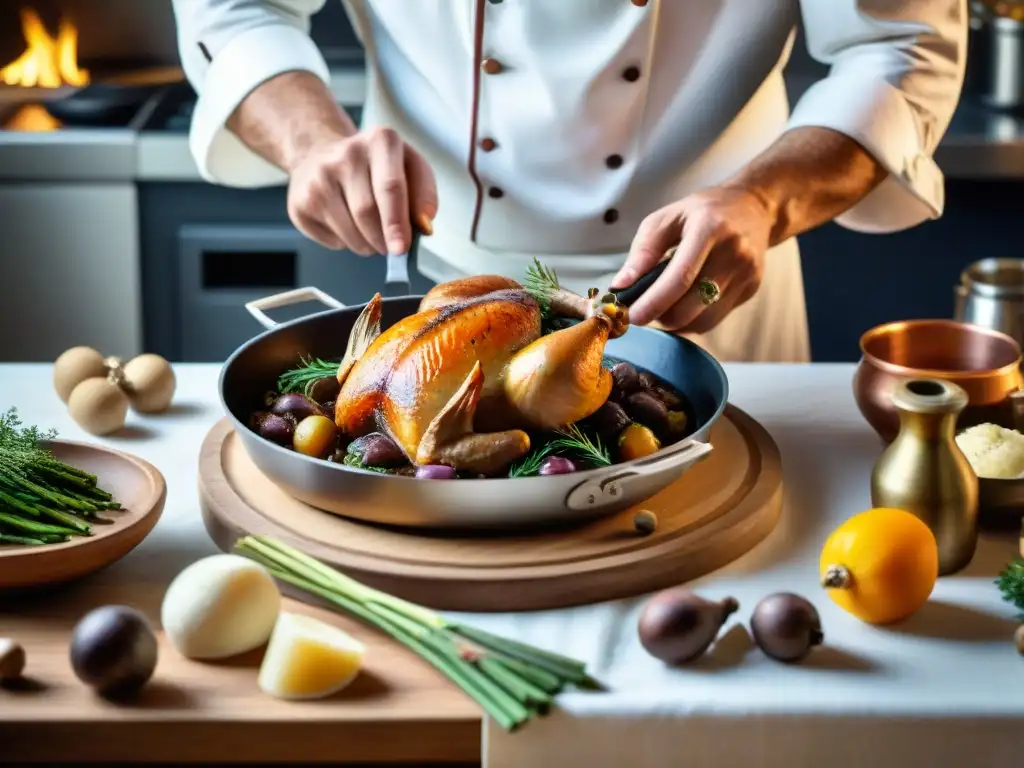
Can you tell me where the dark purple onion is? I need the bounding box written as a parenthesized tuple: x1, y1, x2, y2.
(415, 464, 457, 480)
(348, 432, 406, 467)
(270, 393, 323, 421)
(258, 413, 295, 446)
(583, 401, 632, 442)
(610, 362, 641, 396)
(539, 456, 576, 475)
(308, 376, 341, 406)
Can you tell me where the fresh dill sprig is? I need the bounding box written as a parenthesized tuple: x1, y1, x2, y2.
(276, 355, 340, 396)
(0, 408, 121, 546)
(996, 558, 1024, 616)
(524, 258, 561, 317)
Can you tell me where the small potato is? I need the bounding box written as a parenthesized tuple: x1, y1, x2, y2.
(293, 415, 338, 458)
(619, 423, 661, 462)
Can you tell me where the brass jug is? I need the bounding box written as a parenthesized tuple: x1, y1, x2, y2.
(870, 378, 979, 576)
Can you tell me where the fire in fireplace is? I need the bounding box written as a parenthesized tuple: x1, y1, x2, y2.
(1, 8, 89, 89)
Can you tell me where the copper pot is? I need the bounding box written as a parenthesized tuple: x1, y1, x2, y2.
(854, 319, 1024, 443)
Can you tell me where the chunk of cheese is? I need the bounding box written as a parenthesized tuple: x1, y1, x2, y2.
(258, 612, 366, 700)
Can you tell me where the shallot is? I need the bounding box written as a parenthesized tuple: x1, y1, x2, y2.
(539, 456, 576, 475)
(271, 393, 323, 422)
(415, 464, 457, 479)
(258, 413, 295, 446)
(349, 432, 406, 467)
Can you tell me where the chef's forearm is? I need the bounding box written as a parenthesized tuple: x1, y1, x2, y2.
(726, 126, 888, 246)
(226, 71, 359, 173)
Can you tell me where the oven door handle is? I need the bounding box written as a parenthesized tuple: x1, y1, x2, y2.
(245, 287, 346, 330)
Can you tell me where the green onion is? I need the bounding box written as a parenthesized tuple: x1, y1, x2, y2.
(234, 535, 599, 731)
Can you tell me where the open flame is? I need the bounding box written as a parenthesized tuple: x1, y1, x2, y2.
(1, 9, 90, 88)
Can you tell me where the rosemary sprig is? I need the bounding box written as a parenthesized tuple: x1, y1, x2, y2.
(234, 535, 598, 731)
(507, 423, 612, 478)
(997, 558, 1024, 616)
(276, 355, 340, 396)
(547, 423, 612, 468)
(524, 258, 561, 317)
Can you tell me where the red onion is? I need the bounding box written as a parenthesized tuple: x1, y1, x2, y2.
(539, 456, 576, 475)
(415, 464, 457, 480)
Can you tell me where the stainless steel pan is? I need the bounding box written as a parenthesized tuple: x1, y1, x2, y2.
(219, 286, 729, 530)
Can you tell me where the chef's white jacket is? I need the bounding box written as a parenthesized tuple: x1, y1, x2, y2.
(171, 0, 966, 362)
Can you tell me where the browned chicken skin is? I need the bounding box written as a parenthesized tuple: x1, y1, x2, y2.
(334, 274, 629, 475)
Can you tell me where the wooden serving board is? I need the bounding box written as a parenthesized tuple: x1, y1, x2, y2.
(200, 405, 784, 612)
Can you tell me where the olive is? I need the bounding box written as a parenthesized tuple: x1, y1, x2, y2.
(308, 376, 340, 406)
(270, 393, 323, 422)
(619, 423, 661, 461)
(349, 432, 407, 467)
(415, 464, 458, 479)
(623, 391, 670, 434)
(610, 362, 642, 396)
(293, 414, 338, 458)
(539, 456, 576, 475)
(583, 401, 632, 442)
(258, 413, 295, 446)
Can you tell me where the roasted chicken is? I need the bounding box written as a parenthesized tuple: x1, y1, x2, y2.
(333, 273, 629, 474)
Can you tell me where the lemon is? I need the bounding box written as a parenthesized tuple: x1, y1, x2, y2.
(257, 612, 366, 700)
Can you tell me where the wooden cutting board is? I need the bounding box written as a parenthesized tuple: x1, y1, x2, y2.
(0, 583, 480, 764)
(200, 405, 784, 612)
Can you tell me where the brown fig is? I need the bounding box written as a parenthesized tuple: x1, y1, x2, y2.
(638, 587, 739, 665)
(750, 592, 823, 663)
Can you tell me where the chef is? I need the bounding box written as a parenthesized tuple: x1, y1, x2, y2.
(171, 0, 966, 362)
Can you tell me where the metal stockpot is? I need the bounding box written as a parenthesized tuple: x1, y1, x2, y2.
(218, 287, 730, 530)
(954, 258, 1024, 347)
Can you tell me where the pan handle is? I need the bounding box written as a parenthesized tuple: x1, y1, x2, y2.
(245, 287, 346, 330)
(564, 439, 713, 512)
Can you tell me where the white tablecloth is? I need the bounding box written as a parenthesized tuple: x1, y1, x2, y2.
(2, 363, 1022, 767)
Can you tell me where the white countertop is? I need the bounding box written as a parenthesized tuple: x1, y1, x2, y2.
(1, 362, 1020, 766)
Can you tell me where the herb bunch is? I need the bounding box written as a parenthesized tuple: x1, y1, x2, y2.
(997, 558, 1024, 615)
(276, 356, 340, 396)
(0, 408, 121, 546)
(508, 423, 611, 478)
(235, 535, 600, 731)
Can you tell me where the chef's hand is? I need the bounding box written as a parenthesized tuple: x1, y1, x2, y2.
(287, 127, 438, 256)
(610, 186, 775, 333)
